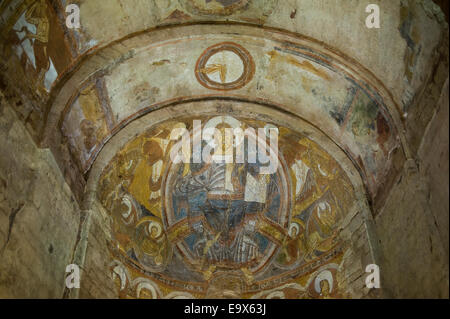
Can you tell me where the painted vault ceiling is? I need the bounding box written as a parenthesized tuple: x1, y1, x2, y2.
(0, 0, 446, 299)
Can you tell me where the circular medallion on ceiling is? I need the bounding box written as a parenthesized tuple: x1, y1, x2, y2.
(183, 0, 249, 16)
(195, 42, 255, 91)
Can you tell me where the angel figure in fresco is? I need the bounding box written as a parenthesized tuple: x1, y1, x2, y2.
(101, 132, 170, 263)
(17, 0, 50, 87)
(277, 198, 340, 265)
(282, 137, 351, 264)
(125, 130, 172, 212)
(299, 197, 341, 262)
(101, 150, 140, 211)
(101, 146, 171, 272)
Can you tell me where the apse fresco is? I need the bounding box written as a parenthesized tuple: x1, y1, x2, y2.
(98, 115, 356, 299)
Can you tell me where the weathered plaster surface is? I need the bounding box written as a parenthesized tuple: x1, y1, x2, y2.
(375, 79, 449, 298)
(0, 92, 80, 298)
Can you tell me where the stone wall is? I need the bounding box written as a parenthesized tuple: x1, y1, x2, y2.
(0, 92, 80, 298)
(375, 78, 449, 298)
(417, 78, 449, 256)
(338, 206, 382, 299)
(75, 200, 118, 299)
